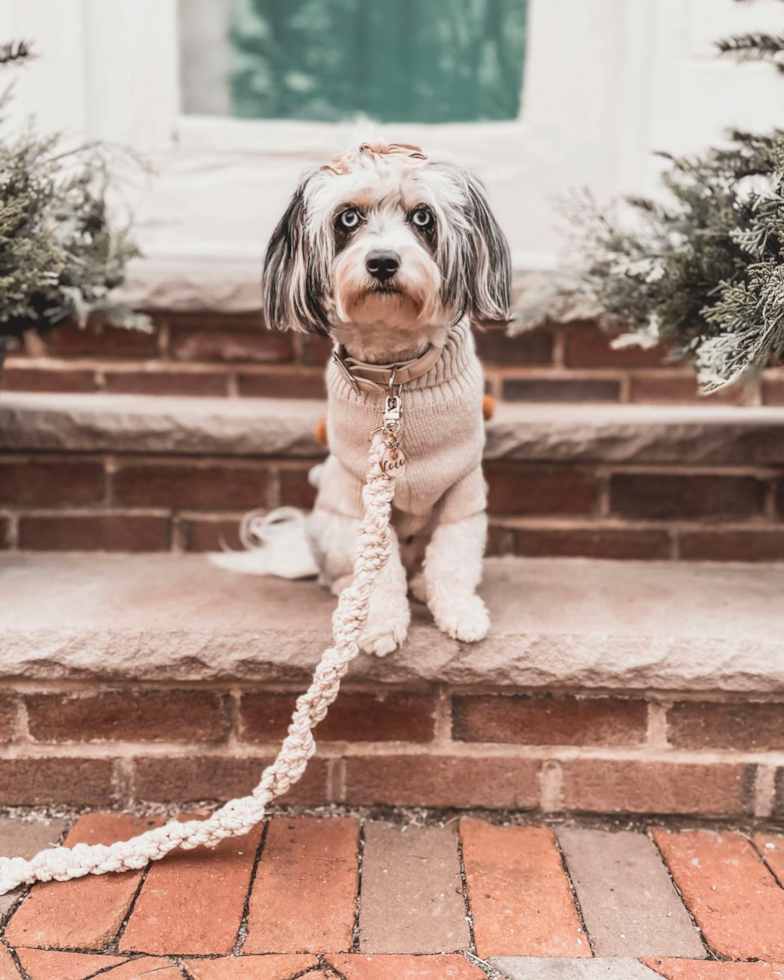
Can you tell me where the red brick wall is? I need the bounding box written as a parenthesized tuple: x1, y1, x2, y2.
(4, 314, 783, 561)
(0, 682, 777, 817)
(2, 451, 782, 561)
(4, 313, 782, 404)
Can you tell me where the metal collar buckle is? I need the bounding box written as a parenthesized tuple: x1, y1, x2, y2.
(331, 349, 362, 395)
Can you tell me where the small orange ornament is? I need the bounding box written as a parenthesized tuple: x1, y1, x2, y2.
(482, 394, 495, 421)
(314, 417, 329, 448)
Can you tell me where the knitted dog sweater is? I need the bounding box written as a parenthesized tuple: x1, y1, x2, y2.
(316, 317, 486, 526)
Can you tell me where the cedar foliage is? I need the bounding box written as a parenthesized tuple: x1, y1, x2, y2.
(0, 41, 149, 342)
(546, 2, 784, 391)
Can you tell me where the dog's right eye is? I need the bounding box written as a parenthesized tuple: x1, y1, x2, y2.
(338, 209, 360, 230)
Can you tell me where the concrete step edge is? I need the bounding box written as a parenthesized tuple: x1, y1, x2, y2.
(2, 553, 783, 691)
(3, 392, 784, 464)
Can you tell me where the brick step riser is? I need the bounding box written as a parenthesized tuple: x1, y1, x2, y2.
(2, 452, 783, 561)
(6, 313, 784, 406)
(1, 683, 782, 818)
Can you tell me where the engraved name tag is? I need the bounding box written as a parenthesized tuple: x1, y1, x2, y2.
(380, 441, 407, 478)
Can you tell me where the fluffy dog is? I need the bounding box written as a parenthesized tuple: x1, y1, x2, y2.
(263, 142, 511, 655)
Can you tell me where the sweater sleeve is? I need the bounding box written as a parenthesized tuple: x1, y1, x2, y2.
(437, 464, 487, 524)
(314, 453, 366, 520)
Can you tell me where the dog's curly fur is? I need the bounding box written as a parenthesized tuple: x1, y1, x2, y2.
(263, 142, 511, 655)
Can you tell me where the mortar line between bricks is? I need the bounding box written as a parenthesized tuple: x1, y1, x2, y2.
(104, 454, 117, 506)
(9, 680, 784, 701)
(10, 941, 147, 961)
(175, 959, 195, 980)
(170, 511, 187, 555)
(10, 506, 175, 518)
(333, 756, 348, 803)
(233, 818, 268, 954)
(456, 821, 477, 956)
(432, 687, 453, 747)
(157, 320, 171, 359)
(6, 943, 32, 980)
(646, 701, 670, 749)
(0, 887, 28, 941)
(224, 689, 242, 749)
(351, 819, 365, 953)
(8, 742, 784, 765)
(552, 327, 566, 368)
(6, 513, 19, 549)
(552, 828, 594, 956)
(268, 464, 282, 510)
(540, 760, 563, 812)
(764, 480, 779, 521)
(291, 965, 329, 980)
(744, 763, 759, 816)
(597, 462, 784, 479)
(81, 959, 145, 980)
(10, 696, 29, 744)
(461, 950, 503, 979)
(747, 830, 784, 895)
(0, 816, 71, 941)
(753, 764, 778, 818)
(112, 861, 153, 953)
(596, 473, 610, 519)
(9, 508, 783, 532)
(114, 757, 134, 809)
(647, 825, 716, 961)
(320, 954, 349, 980)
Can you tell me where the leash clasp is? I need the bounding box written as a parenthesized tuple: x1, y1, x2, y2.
(383, 393, 402, 424)
(382, 368, 403, 435)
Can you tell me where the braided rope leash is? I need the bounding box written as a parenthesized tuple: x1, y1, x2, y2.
(0, 433, 396, 897)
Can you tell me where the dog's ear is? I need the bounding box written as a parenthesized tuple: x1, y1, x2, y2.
(262, 176, 330, 335)
(463, 174, 512, 326)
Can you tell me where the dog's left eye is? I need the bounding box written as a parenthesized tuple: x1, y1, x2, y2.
(411, 208, 432, 229)
(339, 209, 361, 230)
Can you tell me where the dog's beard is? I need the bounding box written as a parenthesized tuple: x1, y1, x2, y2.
(342, 289, 423, 329)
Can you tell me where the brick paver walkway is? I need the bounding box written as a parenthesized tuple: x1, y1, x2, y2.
(1, 811, 784, 979)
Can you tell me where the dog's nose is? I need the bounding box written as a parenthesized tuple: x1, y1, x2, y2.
(366, 250, 400, 282)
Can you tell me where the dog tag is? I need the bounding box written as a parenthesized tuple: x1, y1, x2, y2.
(380, 439, 407, 478)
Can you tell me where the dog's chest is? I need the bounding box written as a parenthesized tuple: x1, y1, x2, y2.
(325, 356, 485, 517)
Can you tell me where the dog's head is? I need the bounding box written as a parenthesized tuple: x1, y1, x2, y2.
(262, 142, 511, 339)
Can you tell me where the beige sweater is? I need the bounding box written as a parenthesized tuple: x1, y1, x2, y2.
(316, 318, 486, 527)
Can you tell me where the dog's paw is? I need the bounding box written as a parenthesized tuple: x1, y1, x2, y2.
(408, 572, 428, 604)
(360, 597, 410, 657)
(433, 593, 490, 643)
(359, 617, 409, 657)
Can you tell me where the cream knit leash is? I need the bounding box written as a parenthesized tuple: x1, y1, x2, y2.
(0, 431, 398, 896)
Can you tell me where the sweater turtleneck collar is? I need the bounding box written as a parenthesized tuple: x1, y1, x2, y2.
(329, 317, 473, 397)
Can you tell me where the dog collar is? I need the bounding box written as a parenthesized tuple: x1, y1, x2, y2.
(332, 342, 444, 394)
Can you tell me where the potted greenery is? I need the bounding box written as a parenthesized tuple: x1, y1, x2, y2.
(518, 3, 784, 393)
(0, 40, 149, 382)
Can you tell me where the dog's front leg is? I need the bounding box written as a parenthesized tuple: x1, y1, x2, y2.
(423, 512, 489, 642)
(359, 526, 410, 657)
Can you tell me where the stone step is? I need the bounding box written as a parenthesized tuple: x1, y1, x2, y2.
(3, 391, 784, 463)
(1, 553, 781, 691)
(0, 553, 783, 816)
(2, 393, 784, 562)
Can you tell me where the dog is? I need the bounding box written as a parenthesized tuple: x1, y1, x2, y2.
(262, 141, 511, 656)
